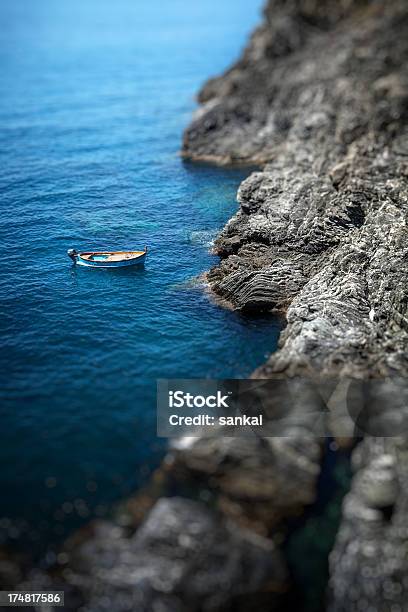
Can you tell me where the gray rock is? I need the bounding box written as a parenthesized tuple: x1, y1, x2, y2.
(170, 432, 320, 527)
(183, 1, 408, 609)
(183, 0, 408, 379)
(329, 438, 408, 612)
(57, 498, 287, 612)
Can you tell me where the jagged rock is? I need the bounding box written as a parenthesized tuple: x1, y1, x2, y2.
(184, 0, 408, 379)
(329, 438, 408, 612)
(51, 498, 287, 612)
(170, 433, 320, 529)
(214, 262, 308, 311)
(183, 1, 408, 610)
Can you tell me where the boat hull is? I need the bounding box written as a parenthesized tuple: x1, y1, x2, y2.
(76, 253, 146, 268)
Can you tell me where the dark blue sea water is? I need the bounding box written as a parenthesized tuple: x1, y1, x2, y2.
(0, 0, 280, 551)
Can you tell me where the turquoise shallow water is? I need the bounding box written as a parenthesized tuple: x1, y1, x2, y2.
(0, 0, 281, 550)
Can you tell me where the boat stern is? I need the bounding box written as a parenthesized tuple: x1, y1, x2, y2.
(67, 248, 78, 263)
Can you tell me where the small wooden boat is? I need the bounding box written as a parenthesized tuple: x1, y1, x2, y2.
(67, 247, 147, 268)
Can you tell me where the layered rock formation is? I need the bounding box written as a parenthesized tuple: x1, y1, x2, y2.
(184, 0, 408, 379)
(182, 0, 408, 610)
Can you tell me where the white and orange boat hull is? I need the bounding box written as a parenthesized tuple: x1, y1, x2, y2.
(67, 248, 147, 268)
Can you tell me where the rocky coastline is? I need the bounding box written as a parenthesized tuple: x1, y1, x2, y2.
(182, 0, 408, 609)
(2, 1, 408, 610)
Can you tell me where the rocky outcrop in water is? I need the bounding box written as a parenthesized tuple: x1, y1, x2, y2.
(185, 0, 408, 379)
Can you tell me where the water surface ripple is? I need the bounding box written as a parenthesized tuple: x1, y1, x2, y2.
(0, 0, 280, 550)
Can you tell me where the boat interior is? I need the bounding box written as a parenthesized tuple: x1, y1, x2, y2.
(80, 251, 145, 262)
